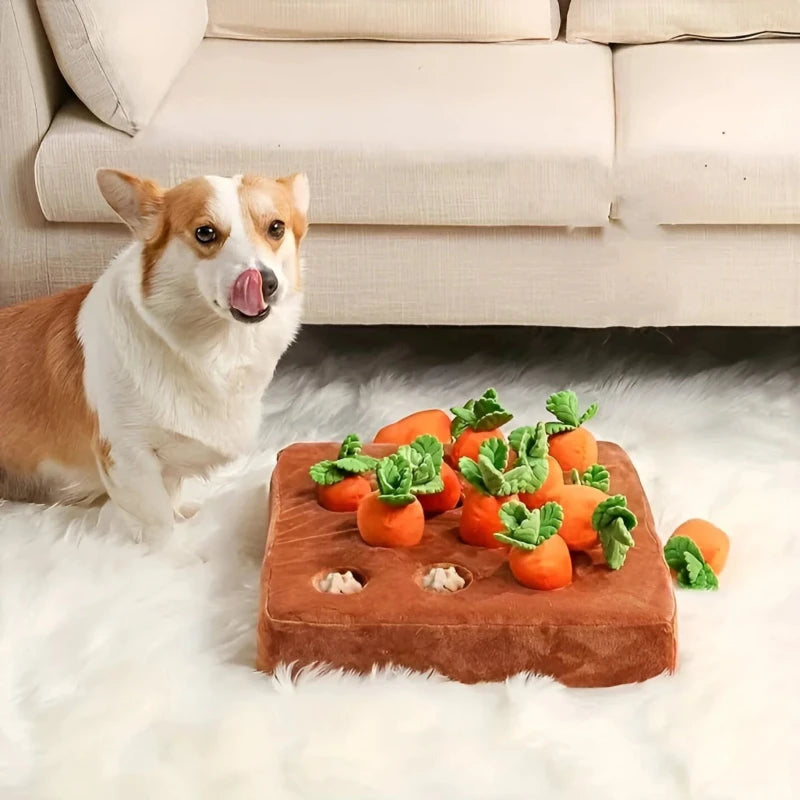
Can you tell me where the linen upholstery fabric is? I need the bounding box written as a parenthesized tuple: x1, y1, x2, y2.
(258, 442, 676, 687)
(206, 0, 560, 42)
(35, 0, 207, 135)
(5, 222, 800, 326)
(567, 0, 800, 44)
(614, 41, 800, 225)
(34, 39, 614, 227)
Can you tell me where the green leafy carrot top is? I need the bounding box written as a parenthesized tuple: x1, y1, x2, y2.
(508, 423, 550, 492)
(375, 453, 415, 506)
(663, 537, 719, 590)
(396, 435, 445, 495)
(494, 501, 564, 550)
(545, 390, 598, 435)
(450, 388, 513, 438)
(309, 434, 378, 485)
(592, 495, 637, 570)
(570, 464, 610, 493)
(459, 438, 535, 497)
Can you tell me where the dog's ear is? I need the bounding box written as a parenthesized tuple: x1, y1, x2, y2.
(96, 169, 163, 238)
(279, 173, 310, 217)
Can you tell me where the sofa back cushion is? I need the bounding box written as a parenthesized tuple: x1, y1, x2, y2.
(567, 0, 800, 43)
(206, 0, 561, 42)
(36, 0, 207, 135)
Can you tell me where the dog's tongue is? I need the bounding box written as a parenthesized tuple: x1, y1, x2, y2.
(230, 269, 266, 316)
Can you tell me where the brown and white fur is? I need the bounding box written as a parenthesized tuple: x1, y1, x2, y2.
(0, 169, 309, 546)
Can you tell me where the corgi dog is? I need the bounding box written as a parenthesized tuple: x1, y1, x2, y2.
(0, 169, 309, 545)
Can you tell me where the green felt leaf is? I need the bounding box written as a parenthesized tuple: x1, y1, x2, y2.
(508, 425, 534, 455)
(458, 458, 486, 493)
(678, 552, 719, 590)
(494, 532, 537, 551)
(663, 536, 704, 572)
(480, 437, 509, 471)
(338, 433, 363, 459)
(452, 389, 512, 435)
(309, 460, 346, 486)
(538, 502, 564, 541)
(580, 464, 610, 492)
(375, 454, 415, 506)
(502, 465, 538, 495)
(599, 517, 636, 570)
(478, 453, 508, 496)
(333, 456, 375, 474)
(409, 434, 443, 470)
(499, 501, 529, 533)
(546, 391, 580, 428)
(593, 495, 637, 570)
(569, 468, 581, 486)
(545, 421, 576, 435)
(512, 424, 549, 493)
(410, 455, 445, 495)
(580, 403, 599, 425)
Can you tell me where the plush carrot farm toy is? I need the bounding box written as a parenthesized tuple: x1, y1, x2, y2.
(450, 388, 514, 463)
(494, 501, 572, 590)
(373, 409, 451, 445)
(357, 453, 425, 547)
(397, 435, 461, 515)
(457, 438, 535, 548)
(545, 390, 599, 473)
(509, 423, 564, 510)
(554, 466, 637, 570)
(663, 536, 719, 590)
(309, 434, 378, 512)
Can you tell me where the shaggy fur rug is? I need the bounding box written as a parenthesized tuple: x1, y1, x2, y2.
(1, 326, 798, 800)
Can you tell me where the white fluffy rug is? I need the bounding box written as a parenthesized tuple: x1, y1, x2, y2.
(2, 326, 799, 800)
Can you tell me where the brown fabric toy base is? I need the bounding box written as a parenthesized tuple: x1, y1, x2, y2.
(257, 442, 677, 687)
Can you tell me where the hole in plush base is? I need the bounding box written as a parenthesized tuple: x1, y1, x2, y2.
(419, 564, 472, 593)
(315, 568, 366, 595)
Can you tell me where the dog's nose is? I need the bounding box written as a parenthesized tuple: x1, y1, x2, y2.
(258, 267, 279, 299)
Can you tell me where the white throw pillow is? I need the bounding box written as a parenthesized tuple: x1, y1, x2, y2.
(36, 0, 208, 135)
(206, 0, 561, 42)
(567, 0, 800, 44)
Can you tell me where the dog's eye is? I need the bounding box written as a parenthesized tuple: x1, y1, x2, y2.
(195, 225, 217, 244)
(268, 220, 285, 240)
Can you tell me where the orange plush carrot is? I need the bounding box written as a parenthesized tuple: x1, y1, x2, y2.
(494, 501, 572, 590)
(544, 390, 599, 473)
(450, 388, 514, 463)
(554, 466, 637, 569)
(373, 409, 451, 445)
(458, 438, 535, 548)
(357, 453, 425, 547)
(668, 519, 729, 575)
(508, 423, 565, 510)
(310, 434, 377, 512)
(397, 434, 460, 514)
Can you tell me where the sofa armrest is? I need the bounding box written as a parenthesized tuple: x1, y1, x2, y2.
(0, 0, 65, 304)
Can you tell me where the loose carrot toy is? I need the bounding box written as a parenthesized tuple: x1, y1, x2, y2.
(544, 390, 599, 473)
(663, 536, 719, 590)
(373, 409, 451, 445)
(309, 434, 377, 512)
(554, 466, 637, 569)
(458, 438, 535, 548)
(509, 423, 565, 510)
(494, 501, 572, 590)
(357, 453, 425, 547)
(669, 519, 729, 575)
(398, 434, 462, 514)
(450, 388, 514, 463)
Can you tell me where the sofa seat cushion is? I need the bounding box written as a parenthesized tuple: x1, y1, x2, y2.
(207, 0, 561, 42)
(35, 39, 614, 228)
(614, 41, 800, 225)
(568, 0, 800, 44)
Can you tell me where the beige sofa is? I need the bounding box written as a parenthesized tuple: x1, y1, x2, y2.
(2, 0, 799, 326)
